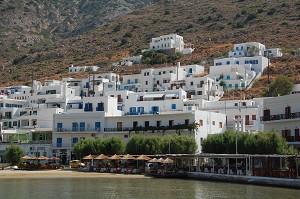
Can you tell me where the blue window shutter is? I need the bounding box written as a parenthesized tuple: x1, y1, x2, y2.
(72, 122, 78, 131)
(80, 122, 85, 131)
(95, 122, 101, 131)
(171, 104, 176, 109)
(57, 123, 62, 129)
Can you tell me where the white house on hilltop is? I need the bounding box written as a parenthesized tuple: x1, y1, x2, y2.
(149, 34, 194, 55)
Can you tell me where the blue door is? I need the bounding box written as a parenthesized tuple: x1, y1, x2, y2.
(72, 122, 78, 131)
(80, 122, 85, 131)
(56, 138, 62, 148)
(57, 123, 62, 131)
(95, 122, 101, 132)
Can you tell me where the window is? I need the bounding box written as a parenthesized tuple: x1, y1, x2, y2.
(190, 82, 193, 86)
(252, 60, 258, 64)
(145, 121, 149, 127)
(219, 122, 222, 128)
(226, 61, 230, 65)
(252, 115, 256, 120)
(245, 60, 250, 64)
(95, 122, 101, 131)
(145, 81, 148, 85)
(137, 107, 145, 113)
(84, 103, 93, 112)
(80, 122, 85, 131)
(212, 121, 215, 125)
(228, 84, 232, 88)
(185, 119, 189, 125)
(97, 103, 104, 111)
(151, 106, 159, 114)
(236, 61, 240, 65)
(56, 138, 62, 148)
(72, 137, 78, 145)
(127, 79, 131, 84)
(135, 79, 138, 83)
(197, 91, 202, 95)
(157, 121, 161, 127)
(169, 120, 174, 127)
(199, 120, 203, 126)
(133, 121, 138, 128)
(163, 71, 166, 74)
(159, 72, 161, 75)
(171, 104, 176, 109)
(72, 122, 78, 131)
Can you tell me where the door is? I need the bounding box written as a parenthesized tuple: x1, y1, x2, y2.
(117, 122, 122, 131)
(285, 106, 291, 119)
(245, 115, 250, 125)
(80, 122, 85, 131)
(263, 109, 270, 121)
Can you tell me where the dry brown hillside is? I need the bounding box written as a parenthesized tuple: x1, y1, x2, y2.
(1, 0, 300, 99)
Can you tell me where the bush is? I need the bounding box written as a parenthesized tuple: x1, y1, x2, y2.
(113, 24, 121, 32)
(124, 32, 132, 38)
(245, 13, 257, 22)
(4, 145, 24, 165)
(267, 8, 276, 15)
(262, 75, 294, 97)
(202, 130, 297, 154)
(164, 10, 170, 15)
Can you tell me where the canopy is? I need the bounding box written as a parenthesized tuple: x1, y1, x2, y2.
(148, 158, 159, 163)
(94, 154, 108, 160)
(163, 158, 174, 164)
(82, 154, 94, 160)
(136, 155, 151, 161)
(143, 94, 164, 99)
(37, 156, 49, 160)
(109, 154, 121, 160)
(121, 154, 136, 160)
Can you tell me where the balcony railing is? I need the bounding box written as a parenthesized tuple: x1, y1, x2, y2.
(285, 136, 300, 142)
(55, 128, 101, 132)
(125, 111, 159, 116)
(260, 112, 300, 122)
(104, 124, 196, 133)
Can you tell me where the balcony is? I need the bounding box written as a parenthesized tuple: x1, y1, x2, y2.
(260, 112, 300, 122)
(55, 128, 101, 133)
(285, 136, 300, 143)
(104, 124, 195, 133)
(125, 111, 159, 116)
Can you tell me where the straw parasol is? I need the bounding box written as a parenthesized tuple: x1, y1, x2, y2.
(157, 158, 165, 163)
(37, 156, 49, 160)
(163, 158, 174, 164)
(108, 154, 121, 160)
(50, 157, 60, 161)
(94, 154, 108, 160)
(136, 155, 151, 161)
(121, 154, 136, 160)
(82, 154, 94, 160)
(21, 155, 32, 160)
(148, 158, 159, 163)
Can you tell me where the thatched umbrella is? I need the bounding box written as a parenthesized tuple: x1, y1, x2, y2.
(121, 154, 136, 160)
(136, 155, 151, 161)
(148, 158, 159, 163)
(94, 154, 108, 160)
(37, 156, 49, 160)
(157, 158, 165, 163)
(163, 158, 174, 164)
(21, 155, 32, 161)
(82, 154, 94, 160)
(108, 154, 121, 160)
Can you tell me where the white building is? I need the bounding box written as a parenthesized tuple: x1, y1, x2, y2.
(68, 65, 99, 73)
(228, 42, 267, 58)
(260, 93, 300, 151)
(149, 34, 194, 55)
(121, 55, 142, 66)
(200, 99, 264, 133)
(265, 48, 283, 58)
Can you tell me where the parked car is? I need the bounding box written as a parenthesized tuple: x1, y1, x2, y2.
(69, 160, 85, 168)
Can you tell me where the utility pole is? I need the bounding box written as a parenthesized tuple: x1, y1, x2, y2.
(267, 51, 270, 96)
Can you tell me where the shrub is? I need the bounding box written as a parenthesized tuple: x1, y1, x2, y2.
(4, 145, 24, 165)
(267, 8, 276, 15)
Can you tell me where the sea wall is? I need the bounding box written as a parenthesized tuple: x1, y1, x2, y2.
(186, 172, 300, 189)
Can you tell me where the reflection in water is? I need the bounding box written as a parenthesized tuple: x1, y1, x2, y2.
(0, 178, 299, 199)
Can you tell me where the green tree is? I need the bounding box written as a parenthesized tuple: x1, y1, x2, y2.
(73, 138, 104, 159)
(263, 75, 294, 97)
(4, 145, 24, 165)
(102, 137, 125, 155)
(202, 130, 297, 154)
(126, 135, 161, 155)
(160, 136, 197, 154)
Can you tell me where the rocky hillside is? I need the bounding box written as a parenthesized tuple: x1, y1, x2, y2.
(0, 0, 151, 64)
(1, 0, 300, 99)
